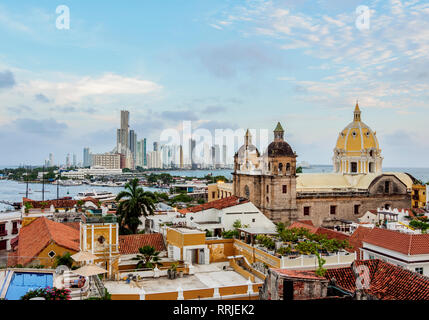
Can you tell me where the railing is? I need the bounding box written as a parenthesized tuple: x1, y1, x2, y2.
(92, 275, 106, 298)
(11, 228, 18, 235)
(280, 251, 356, 269)
(0, 230, 7, 237)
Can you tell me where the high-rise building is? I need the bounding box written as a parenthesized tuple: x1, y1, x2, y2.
(66, 154, 71, 168)
(116, 110, 130, 155)
(48, 153, 54, 167)
(143, 138, 147, 167)
(129, 130, 137, 163)
(73, 154, 77, 167)
(83, 148, 91, 167)
(92, 153, 121, 169)
(153, 142, 159, 152)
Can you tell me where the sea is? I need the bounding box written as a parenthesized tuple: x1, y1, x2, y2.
(0, 165, 428, 211)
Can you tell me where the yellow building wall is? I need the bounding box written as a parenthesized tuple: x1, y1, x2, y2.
(183, 233, 206, 246)
(206, 239, 234, 262)
(412, 185, 427, 208)
(166, 228, 184, 247)
(208, 184, 219, 202)
(30, 242, 78, 268)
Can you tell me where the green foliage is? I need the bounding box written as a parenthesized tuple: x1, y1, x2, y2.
(221, 230, 239, 239)
(205, 229, 213, 237)
(154, 192, 170, 202)
(197, 198, 205, 204)
(409, 219, 429, 233)
(116, 178, 156, 234)
(315, 252, 327, 277)
(86, 289, 112, 300)
(296, 166, 303, 174)
(54, 252, 74, 269)
(132, 245, 163, 269)
(171, 193, 192, 203)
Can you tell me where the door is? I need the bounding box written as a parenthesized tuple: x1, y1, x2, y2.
(0, 240, 7, 251)
(199, 249, 205, 265)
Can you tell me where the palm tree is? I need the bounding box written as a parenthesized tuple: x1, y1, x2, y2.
(54, 252, 74, 269)
(132, 246, 162, 269)
(115, 178, 156, 234)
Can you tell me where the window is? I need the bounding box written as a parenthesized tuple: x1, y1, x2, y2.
(369, 255, 375, 260)
(279, 163, 283, 173)
(48, 251, 56, 258)
(0, 224, 5, 236)
(385, 204, 391, 210)
(369, 162, 374, 173)
(266, 197, 269, 203)
(286, 163, 291, 172)
(351, 162, 358, 173)
(354, 205, 360, 215)
(267, 185, 269, 193)
(212, 192, 216, 199)
(303, 207, 310, 216)
(385, 181, 390, 193)
(330, 205, 337, 215)
(415, 267, 424, 275)
(282, 185, 287, 194)
(252, 219, 256, 223)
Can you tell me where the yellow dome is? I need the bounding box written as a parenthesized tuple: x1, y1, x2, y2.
(335, 103, 379, 154)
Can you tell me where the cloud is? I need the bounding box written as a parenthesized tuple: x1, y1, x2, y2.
(7, 105, 32, 114)
(193, 42, 284, 78)
(0, 70, 16, 89)
(20, 73, 162, 105)
(12, 118, 68, 136)
(34, 93, 51, 103)
(202, 105, 228, 114)
(50, 106, 98, 114)
(161, 110, 199, 121)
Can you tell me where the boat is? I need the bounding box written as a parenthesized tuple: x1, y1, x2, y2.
(74, 190, 117, 201)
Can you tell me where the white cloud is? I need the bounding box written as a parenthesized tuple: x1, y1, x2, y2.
(16, 73, 162, 105)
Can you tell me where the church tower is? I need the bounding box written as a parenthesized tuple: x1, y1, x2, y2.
(233, 123, 298, 223)
(333, 102, 383, 174)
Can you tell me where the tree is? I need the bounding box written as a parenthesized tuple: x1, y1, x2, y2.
(132, 246, 162, 269)
(54, 252, 74, 269)
(296, 166, 303, 174)
(116, 178, 156, 234)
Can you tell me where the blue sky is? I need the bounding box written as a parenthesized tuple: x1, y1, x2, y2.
(0, 0, 428, 167)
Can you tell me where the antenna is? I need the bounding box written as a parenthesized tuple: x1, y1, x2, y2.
(42, 165, 45, 202)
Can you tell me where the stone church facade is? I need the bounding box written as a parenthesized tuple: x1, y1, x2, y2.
(233, 105, 413, 227)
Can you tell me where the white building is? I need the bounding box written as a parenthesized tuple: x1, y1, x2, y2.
(0, 211, 22, 251)
(61, 166, 123, 179)
(361, 227, 429, 277)
(143, 196, 276, 237)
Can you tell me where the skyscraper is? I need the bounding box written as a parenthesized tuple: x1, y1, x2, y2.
(143, 138, 147, 167)
(66, 154, 71, 168)
(129, 130, 137, 163)
(48, 153, 54, 167)
(83, 147, 91, 167)
(116, 110, 129, 155)
(73, 154, 77, 167)
(153, 142, 159, 152)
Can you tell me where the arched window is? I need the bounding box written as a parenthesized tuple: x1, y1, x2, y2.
(286, 163, 291, 172)
(268, 162, 271, 171)
(266, 185, 269, 193)
(279, 163, 283, 173)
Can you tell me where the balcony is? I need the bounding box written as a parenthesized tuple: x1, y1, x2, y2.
(0, 230, 8, 237)
(12, 228, 18, 235)
(81, 213, 117, 224)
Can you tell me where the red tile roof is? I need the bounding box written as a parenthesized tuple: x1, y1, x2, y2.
(349, 226, 373, 259)
(179, 196, 249, 214)
(22, 197, 99, 209)
(288, 222, 350, 241)
(362, 227, 429, 255)
(326, 259, 429, 300)
(272, 268, 325, 281)
(7, 217, 80, 266)
(119, 233, 166, 255)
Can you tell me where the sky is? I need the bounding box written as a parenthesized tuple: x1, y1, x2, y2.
(0, 0, 428, 167)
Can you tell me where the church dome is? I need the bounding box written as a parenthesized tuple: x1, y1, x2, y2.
(267, 140, 295, 157)
(335, 103, 379, 152)
(265, 122, 296, 158)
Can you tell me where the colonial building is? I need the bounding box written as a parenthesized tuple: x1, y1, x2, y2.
(233, 104, 413, 226)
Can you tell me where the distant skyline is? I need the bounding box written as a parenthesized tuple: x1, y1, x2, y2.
(1, 0, 429, 167)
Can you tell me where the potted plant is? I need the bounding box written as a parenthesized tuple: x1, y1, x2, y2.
(168, 263, 178, 279)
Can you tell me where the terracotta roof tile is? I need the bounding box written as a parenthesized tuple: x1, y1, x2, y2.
(363, 227, 429, 255)
(288, 222, 349, 241)
(179, 196, 249, 214)
(7, 217, 80, 266)
(273, 268, 325, 281)
(349, 226, 373, 258)
(325, 259, 429, 300)
(119, 233, 166, 255)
